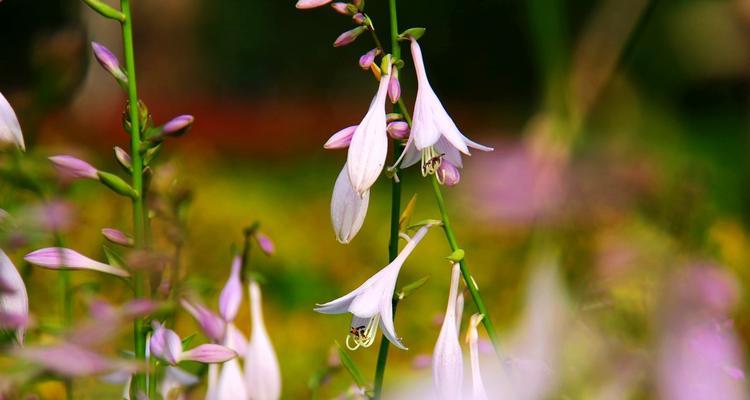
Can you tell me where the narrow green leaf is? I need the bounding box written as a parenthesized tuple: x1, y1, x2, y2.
(81, 0, 126, 22)
(399, 194, 417, 232)
(102, 245, 125, 269)
(335, 341, 367, 388)
(398, 275, 430, 300)
(181, 333, 196, 349)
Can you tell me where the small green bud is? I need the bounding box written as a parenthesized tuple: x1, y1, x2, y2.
(97, 171, 138, 199)
(82, 0, 125, 22)
(446, 249, 465, 263)
(398, 27, 426, 41)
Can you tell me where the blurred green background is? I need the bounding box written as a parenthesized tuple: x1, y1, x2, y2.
(1, 0, 750, 398)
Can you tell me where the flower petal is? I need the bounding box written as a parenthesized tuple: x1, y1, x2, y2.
(219, 256, 243, 322)
(25, 247, 130, 277)
(245, 281, 282, 400)
(432, 263, 464, 400)
(181, 343, 237, 364)
(347, 74, 390, 194)
(0, 250, 28, 343)
(0, 91, 24, 151)
(331, 164, 369, 244)
(215, 358, 247, 399)
(324, 125, 357, 149)
(181, 298, 226, 343)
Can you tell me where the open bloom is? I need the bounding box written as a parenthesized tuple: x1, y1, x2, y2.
(25, 247, 129, 277)
(0, 250, 28, 344)
(315, 224, 435, 350)
(0, 91, 24, 151)
(433, 263, 464, 400)
(245, 281, 282, 400)
(400, 39, 492, 175)
(331, 163, 370, 244)
(219, 255, 243, 322)
(347, 70, 391, 195)
(466, 314, 489, 400)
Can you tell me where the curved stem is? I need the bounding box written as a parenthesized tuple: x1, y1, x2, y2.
(120, 0, 148, 395)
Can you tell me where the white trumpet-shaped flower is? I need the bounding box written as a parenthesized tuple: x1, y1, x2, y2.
(0, 250, 28, 344)
(400, 39, 492, 175)
(346, 71, 391, 195)
(432, 263, 464, 400)
(0, 91, 24, 151)
(245, 281, 282, 400)
(331, 163, 370, 244)
(466, 313, 489, 400)
(315, 224, 435, 350)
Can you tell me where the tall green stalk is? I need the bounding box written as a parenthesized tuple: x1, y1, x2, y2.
(120, 0, 148, 394)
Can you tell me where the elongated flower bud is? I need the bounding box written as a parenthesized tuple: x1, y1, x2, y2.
(113, 146, 132, 171)
(324, 125, 357, 149)
(387, 121, 410, 140)
(388, 70, 401, 104)
(91, 42, 127, 85)
(334, 26, 366, 47)
(436, 160, 460, 186)
(49, 155, 99, 180)
(97, 171, 138, 199)
(331, 2, 356, 15)
(296, 0, 332, 9)
(25, 247, 130, 277)
(352, 12, 366, 25)
(245, 281, 282, 399)
(0, 91, 24, 151)
(219, 256, 243, 322)
(162, 115, 194, 137)
(101, 228, 134, 247)
(359, 48, 378, 70)
(180, 299, 225, 343)
(254, 231, 276, 256)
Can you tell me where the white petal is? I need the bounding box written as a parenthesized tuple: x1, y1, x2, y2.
(225, 323, 249, 357)
(245, 282, 282, 400)
(331, 164, 369, 244)
(348, 264, 400, 318)
(400, 137, 422, 168)
(0, 92, 24, 151)
(215, 358, 248, 400)
(347, 75, 390, 194)
(467, 314, 489, 400)
(411, 91, 442, 150)
(432, 263, 464, 400)
(379, 292, 407, 350)
(435, 136, 463, 168)
(0, 250, 28, 344)
(433, 99, 470, 155)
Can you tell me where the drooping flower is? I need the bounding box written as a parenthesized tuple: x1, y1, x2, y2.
(49, 155, 99, 180)
(331, 163, 369, 244)
(0, 250, 28, 344)
(25, 247, 130, 277)
(181, 298, 226, 343)
(245, 281, 282, 400)
(295, 0, 332, 9)
(466, 314, 489, 400)
(401, 39, 492, 175)
(432, 263, 464, 400)
(0, 91, 24, 151)
(150, 321, 237, 366)
(334, 26, 366, 47)
(315, 224, 436, 350)
(219, 256, 243, 322)
(346, 69, 392, 195)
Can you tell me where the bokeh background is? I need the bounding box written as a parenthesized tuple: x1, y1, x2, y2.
(1, 0, 750, 398)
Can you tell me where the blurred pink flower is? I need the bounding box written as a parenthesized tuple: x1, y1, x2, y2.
(101, 228, 134, 247)
(25, 247, 130, 277)
(254, 231, 276, 256)
(0, 250, 28, 344)
(359, 48, 378, 70)
(244, 281, 282, 400)
(467, 314, 489, 400)
(181, 298, 226, 343)
(333, 26, 366, 47)
(324, 125, 357, 149)
(150, 321, 237, 366)
(17, 342, 130, 377)
(219, 256, 243, 322)
(49, 155, 99, 180)
(161, 114, 194, 137)
(0, 91, 24, 151)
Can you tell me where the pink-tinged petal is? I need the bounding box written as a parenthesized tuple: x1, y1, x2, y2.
(219, 256, 243, 322)
(295, 0, 332, 9)
(333, 26, 366, 47)
(331, 2, 352, 15)
(113, 146, 132, 170)
(180, 298, 225, 343)
(254, 231, 276, 256)
(324, 125, 357, 149)
(466, 314, 489, 400)
(225, 323, 248, 356)
(17, 343, 116, 377)
(347, 74, 390, 195)
(434, 136, 463, 168)
(149, 321, 167, 360)
(101, 228, 134, 247)
(162, 115, 194, 137)
(330, 164, 369, 244)
(388, 73, 401, 104)
(49, 155, 99, 180)
(245, 281, 282, 400)
(314, 286, 361, 314)
(122, 299, 157, 317)
(432, 263, 464, 400)
(25, 247, 130, 277)
(0, 250, 28, 343)
(400, 138, 421, 168)
(378, 292, 407, 350)
(163, 328, 183, 365)
(0, 91, 24, 151)
(359, 48, 378, 70)
(215, 358, 247, 399)
(181, 344, 237, 364)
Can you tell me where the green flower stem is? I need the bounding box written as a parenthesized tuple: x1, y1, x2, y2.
(120, 0, 148, 395)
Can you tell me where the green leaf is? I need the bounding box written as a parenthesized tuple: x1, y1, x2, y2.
(335, 341, 367, 388)
(399, 194, 417, 232)
(81, 0, 125, 22)
(398, 27, 426, 41)
(102, 245, 126, 269)
(398, 275, 430, 300)
(406, 219, 442, 231)
(181, 333, 196, 349)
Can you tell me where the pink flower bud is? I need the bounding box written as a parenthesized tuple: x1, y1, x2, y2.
(388, 71, 401, 103)
(254, 231, 276, 256)
(358, 48, 378, 70)
(101, 228, 134, 247)
(295, 0, 332, 9)
(180, 344, 237, 364)
(113, 146, 132, 171)
(219, 256, 243, 322)
(324, 125, 357, 149)
(331, 2, 354, 15)
(352, 12, 366, 25)
(150, 321, 168, 359)
(386, 121, 410, 140)
(49, 155, 99, 180)
(436, 160, 461, 186)
(162, 114, 194, 137)
(333, 26, 366, 47)
(25, 247, 130, 277)
(91, 42, 127, 85)
(180, 298, 225, 343)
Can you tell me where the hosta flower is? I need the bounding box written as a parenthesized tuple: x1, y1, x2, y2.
(245, 281, 282, 400)
(402, 38, 492, 175)
(181, 298, 226, 343)
(0, 91, 24, 151)
(331, 163, 369, 244)
(215, 358, 248, 400)
(25, 247, 130, 277)
(149, 321, 237, 366)
(219, 255, 243, 322)
(466, 314, 489, 400)
(347, 69, 391, 195)
(432, 263, 464, 400)
(295, 0, 332, 9)
(0, 250, 28, 344)
(315, 224, 436, 350)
